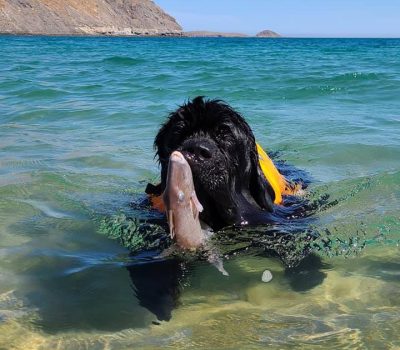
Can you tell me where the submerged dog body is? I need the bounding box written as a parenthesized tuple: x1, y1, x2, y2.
(147, 96, 290, 230)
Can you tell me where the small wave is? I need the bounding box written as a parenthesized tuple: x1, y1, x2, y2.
(0, 158, 48, 169)
(63, 155, 128, 169)
(285, 73, 370, 85)
(18, 88, 65, 99)
(298, 171, 400, 259)
(282, 85, 345, 100)
(329, 71, 384, 83)
(0, 78, 31, 90)
(10, 65, 36, 72)
(302, 176, 375, 215)
(102, 56, 145, 66)
(98, 213, 169, 253)
(18, 199, 72, 219)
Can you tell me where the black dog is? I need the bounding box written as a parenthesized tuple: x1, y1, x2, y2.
(135, 97, 326, 322)
(146, 96, 281, 230)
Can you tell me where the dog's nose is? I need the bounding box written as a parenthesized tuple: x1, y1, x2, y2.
(181, 138, 215, 160)
(186, 144, 212, 159)
(183, 144, 212, 159)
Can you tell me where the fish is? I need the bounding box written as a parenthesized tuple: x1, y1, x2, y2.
(162, 151, 228, 276)
(163, 151, 204, 249)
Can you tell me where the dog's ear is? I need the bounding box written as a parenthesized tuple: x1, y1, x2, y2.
(145, 182, 163, 196)
(249, 150, 275, 211)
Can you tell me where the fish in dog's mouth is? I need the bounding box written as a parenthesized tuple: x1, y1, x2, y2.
(162, 151, 228, 275)
(162, 151, 204, 249)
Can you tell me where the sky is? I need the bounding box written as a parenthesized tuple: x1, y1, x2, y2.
(156, 0, 400, 37)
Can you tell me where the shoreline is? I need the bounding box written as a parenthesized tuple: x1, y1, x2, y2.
(0, 33, 399, 39)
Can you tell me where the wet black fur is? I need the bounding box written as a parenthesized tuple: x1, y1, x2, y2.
(147, 96, 278, 230)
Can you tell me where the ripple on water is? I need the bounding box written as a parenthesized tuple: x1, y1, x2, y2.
(101, 56, 146, 66)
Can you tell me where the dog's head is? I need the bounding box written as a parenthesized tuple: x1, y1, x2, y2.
(154, 96, 276, 229)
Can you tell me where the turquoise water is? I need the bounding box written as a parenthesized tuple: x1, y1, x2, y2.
(0, 36, 399, 349)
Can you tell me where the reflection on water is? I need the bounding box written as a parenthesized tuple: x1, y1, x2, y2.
(0, 182, 399, 349)
(1, 247, 399, 349)
(128, 257, 184, 322)
(1, 37, 400, 349)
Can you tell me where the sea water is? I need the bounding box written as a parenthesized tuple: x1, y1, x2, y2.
(0, 36, 399, 349)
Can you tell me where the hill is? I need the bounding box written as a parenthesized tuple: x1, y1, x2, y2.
(256, 30, 281, 38)
(0, 0, 182, 36)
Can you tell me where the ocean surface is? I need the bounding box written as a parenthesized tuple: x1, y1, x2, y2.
(0, 36, 399, 349)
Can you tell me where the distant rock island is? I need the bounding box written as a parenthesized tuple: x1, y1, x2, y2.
(0, 0, 182, 36)
(256, 30, 281, 38)
(0, 0, 281, 38)
(184, 30, 282, 38)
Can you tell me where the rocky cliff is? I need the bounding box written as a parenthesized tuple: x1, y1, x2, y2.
(0, 0, 182, 36)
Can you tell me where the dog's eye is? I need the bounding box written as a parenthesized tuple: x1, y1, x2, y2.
(217, 125, 228, 135)
(199, 147, 212, 159)
(217, 125, 233, 139)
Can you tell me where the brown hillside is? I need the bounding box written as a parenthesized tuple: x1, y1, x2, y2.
(0, 0, 182, 36)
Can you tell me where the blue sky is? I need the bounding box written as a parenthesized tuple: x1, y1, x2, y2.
(156, 0, 400, 37)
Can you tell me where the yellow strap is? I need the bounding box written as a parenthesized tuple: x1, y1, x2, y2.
(256, 143, 297, 204)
